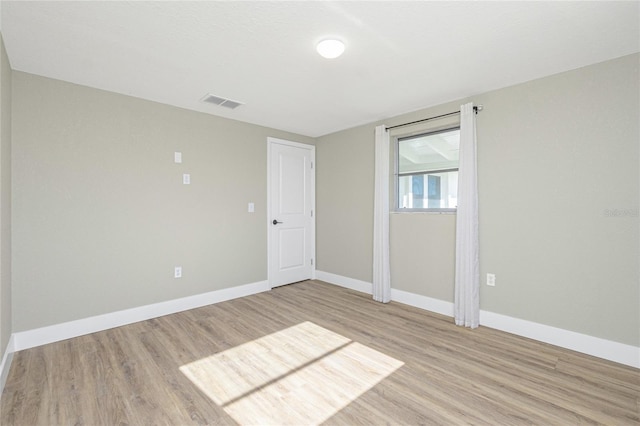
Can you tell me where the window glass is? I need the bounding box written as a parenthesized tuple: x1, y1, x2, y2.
(397, 128, 459, 211)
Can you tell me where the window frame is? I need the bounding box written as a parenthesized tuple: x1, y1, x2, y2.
(393, 126, 460, 213)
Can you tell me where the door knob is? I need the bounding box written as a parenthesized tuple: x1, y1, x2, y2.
(272, 219, 283, 225)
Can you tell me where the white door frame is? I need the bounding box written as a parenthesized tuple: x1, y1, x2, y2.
(267, 137, 316, 288)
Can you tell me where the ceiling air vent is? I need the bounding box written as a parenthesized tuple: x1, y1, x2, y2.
(201, 93, 244, 110)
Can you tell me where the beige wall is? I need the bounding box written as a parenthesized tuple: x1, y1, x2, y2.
(316, 54, 639, 346)
(477, 54, 638, 346)
(12, 72, 313, 332)
(316, 125, 374, 281)
(8, 54, 640, 348)
(0, 35, 12, 355)
(389, 213, 455, 301)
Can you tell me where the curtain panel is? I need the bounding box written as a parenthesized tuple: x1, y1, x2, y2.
(373, 125, 391, 303)
(454, 102, 480, 328)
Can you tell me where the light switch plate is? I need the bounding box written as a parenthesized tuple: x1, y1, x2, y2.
(174, 152, 182, 163)
(487, 273, 496, 286)
(183, 174, 190, 185)
(248, 202, 255, 213)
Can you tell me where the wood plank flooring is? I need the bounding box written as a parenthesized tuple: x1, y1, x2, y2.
(1, 280, 638, 425)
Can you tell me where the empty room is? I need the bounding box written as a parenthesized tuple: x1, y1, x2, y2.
(0, 1, 638, 424)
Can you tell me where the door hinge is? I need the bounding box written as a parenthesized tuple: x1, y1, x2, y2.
(311, 161, 314, 169)
(311, 258, 314, 266)
(311, 209, 313, 217)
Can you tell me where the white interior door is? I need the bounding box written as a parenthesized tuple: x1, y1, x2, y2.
(268, 138, 315, 288)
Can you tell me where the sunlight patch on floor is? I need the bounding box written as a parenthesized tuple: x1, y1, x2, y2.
(180, 321, 404, 425)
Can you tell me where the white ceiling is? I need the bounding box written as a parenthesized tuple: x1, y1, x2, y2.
(2, 1, 638, 138)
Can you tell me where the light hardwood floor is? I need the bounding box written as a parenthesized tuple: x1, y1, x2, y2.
(1, 280, 638, 425)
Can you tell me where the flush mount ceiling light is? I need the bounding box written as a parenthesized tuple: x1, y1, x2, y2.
(316, 39, 345, 59)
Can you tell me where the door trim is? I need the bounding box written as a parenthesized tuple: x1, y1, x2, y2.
(267, 137, 316, 288)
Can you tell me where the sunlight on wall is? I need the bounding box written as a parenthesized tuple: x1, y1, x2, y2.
(180, 321, 404, 425)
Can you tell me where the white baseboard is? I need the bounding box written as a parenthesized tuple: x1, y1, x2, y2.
(479, 310, 640, 369)
(8, 273, 640, 369)
(315, 271, 640, 369)
(391, 287, 454, 317)
(0, 334, 15, 396)
(13, 280, 270, 352)
(315, 270, 372, 294)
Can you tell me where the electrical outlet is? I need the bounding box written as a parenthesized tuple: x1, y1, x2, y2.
(174, 152, 182, 163)
(174, 266, 182, 278)
(486, 273, 496, 286)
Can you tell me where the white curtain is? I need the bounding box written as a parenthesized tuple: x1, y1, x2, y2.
(373, 125, 391, 303)
(454, 102, 480, 328)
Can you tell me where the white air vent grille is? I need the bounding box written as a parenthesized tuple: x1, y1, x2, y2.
(201, 93, 244, 109)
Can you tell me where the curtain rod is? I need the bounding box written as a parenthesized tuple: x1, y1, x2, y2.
(385, 105, 483, 131)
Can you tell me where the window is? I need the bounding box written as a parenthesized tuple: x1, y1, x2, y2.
(396, 127, 460, 211)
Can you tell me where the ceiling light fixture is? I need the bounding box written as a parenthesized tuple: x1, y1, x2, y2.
(316, 39, 345, 59)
